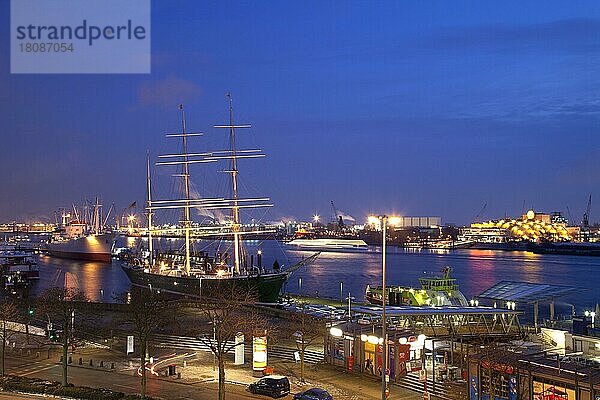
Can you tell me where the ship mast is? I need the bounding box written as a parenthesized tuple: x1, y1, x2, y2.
(146, 151, 154, 267)
(180, 105, 192, 275)
(94, 197, 101, 234)
(228, 93, 242, 274)
(212, 93, 273, 275)
(148, 99, 273, 276)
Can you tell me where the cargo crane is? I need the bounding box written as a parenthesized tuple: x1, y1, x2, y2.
(473, 202, 487, 223)
(579, 195, 593, 242)
(582, 195, 592, 229)
(330, 200, 344, 230)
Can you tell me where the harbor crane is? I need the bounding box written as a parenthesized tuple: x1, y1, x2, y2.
(582, 194, 592, 228)
(474, 202, 487, 222)
(330, 200, 344, 230)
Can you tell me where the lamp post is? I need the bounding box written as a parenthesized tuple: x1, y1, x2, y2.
(368, 214, 399, 400)
(381, 215, 388, 400)
(585, 310, 596, 326)
(346, 292, 355, 329)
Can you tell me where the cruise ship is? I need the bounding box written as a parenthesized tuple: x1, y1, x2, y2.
(286, 238, 368, 252)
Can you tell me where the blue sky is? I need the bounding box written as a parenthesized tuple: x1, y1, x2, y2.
(1, 1, 600, 225)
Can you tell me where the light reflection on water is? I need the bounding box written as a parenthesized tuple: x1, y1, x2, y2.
(25, 239, 600, 310)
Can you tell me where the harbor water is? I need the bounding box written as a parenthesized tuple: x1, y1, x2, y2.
(19, 237, 600, 316)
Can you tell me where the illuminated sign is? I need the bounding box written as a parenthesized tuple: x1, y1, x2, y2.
(253, 336, 267, 371)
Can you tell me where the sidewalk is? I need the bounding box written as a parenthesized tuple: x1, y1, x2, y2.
(6, 343, 426, 400)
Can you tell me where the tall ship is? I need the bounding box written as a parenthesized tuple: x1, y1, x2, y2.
(46, 200, 115, 262)
(121, 96, 318, 303)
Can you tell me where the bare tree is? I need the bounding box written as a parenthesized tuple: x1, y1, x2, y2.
(36, 287, 89, 386)
(116, 287, 178, 399)
(283, 306, 326, 383)
(0, 299, 22, 376)
(191, 286, 268, 400)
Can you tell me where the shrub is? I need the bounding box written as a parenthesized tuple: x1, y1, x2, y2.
(0, 375, 156, 400)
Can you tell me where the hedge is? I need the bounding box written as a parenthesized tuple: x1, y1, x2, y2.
(0, 376, 156, 400)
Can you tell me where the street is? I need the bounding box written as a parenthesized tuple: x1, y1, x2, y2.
(4, 356, 259, 400)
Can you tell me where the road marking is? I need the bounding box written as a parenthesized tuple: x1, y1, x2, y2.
(20, 364, 57, 376)
(112, 383, 138, 390)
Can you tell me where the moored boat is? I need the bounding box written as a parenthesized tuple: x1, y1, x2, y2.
(0, 251, 39, 290)
(365, 266, 468, 306)
(46, 201, 115, 262)
(286, 238, 368, 252)
(121, 96, 318, 302)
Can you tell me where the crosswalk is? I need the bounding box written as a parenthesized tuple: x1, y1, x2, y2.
(8, 360, 59, 377)
(151, 334, 324, 365)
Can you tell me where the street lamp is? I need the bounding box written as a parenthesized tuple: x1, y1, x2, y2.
(585, 310, 596, 325)
(346, 292, 355, 329)
(368, 214, 400, 400)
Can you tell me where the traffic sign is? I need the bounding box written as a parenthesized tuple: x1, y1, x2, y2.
(419, 368, 427, 382)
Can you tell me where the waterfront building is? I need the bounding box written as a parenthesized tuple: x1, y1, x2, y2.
(468, 347, 600, 400)
(459, 210, 571, 243)
(367, 216, 441, 231)
(0, 222, 55, 233)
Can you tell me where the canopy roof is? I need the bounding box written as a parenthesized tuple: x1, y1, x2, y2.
(352, 305, 520, 316)
(478, 281, 578, 304)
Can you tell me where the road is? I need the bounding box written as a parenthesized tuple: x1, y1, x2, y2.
(4, 356, 260, 400)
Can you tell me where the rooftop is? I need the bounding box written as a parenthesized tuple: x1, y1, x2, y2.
(478, 281, 578, 304)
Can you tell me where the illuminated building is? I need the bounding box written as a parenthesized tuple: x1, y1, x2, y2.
(460, 210, 571, 243)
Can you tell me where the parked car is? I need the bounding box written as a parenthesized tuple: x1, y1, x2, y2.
(293, 388, 333, 400)
(248, 376, 291, 398)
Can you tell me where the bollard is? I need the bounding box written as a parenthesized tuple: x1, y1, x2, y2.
(177, 372, 181, 379)
(100, 361, 104, 368)
(111, 362, 115, 369)
(68, 356, 72, 364)
(79, 358, 82, 365)
(89, 359, 93, 367)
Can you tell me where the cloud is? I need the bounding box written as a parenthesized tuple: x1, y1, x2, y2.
(423, 18, 600, 54)
(137, 76, 201, 107)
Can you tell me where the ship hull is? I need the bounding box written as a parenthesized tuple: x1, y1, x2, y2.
(286, 238, 369, 252)
(121, 265, 288, 303)
(531, 242, 600, 256)
(46, 234, 115, 263)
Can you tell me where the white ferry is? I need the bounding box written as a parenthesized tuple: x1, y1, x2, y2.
(286, 238, 369, 252)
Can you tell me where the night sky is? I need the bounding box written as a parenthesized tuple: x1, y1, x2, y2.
(2, 1, 600, 225)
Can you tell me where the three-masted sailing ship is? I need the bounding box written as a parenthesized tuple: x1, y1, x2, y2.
(121, 95, 316, 302)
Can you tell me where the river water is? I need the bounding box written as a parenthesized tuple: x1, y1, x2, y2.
(24, 238, 600, 317)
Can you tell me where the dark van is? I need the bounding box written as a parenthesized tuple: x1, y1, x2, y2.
(248, 375, 291, 398)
